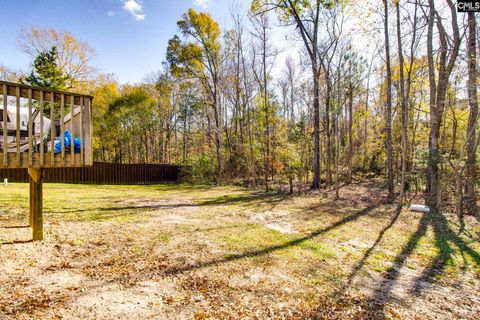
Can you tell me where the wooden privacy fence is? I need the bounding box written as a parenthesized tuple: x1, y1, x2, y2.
(0, 162, 185, 185)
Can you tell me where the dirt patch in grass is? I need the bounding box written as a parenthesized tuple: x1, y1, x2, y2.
(1, 181, 479, 319)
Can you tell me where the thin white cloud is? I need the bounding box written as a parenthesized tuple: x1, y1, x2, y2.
(194, 0, 211, 8)
(107, 10, 116, 17)
(123, 0, 145, 21)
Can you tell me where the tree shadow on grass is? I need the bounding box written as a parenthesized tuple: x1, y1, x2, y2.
(367, 211, 434, 317)
(0, 224, 32, 245)
(346, 205, 402, 287)
(369, 210, 480, 318)
(58, 192, 285, 216)
(197, 192, 286, 208)
(410, 211, 480, 295)
(164, 206, 377, 275)
(1, 225, 30, 229)
(193, 223, 257, 233)
(58, 203, 195, 215)
(1, 239, 33, 245)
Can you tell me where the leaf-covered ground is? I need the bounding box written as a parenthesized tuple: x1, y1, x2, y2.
(1, 181, 479, 319)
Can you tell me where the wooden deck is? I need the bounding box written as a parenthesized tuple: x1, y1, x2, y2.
(0, 81, 93, 169)
(0, 81, 93, 241)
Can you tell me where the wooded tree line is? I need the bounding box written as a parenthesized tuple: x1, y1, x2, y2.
(1, 1, 478, 216)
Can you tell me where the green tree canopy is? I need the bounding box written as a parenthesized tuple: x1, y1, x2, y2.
(23, 46, 69, 90)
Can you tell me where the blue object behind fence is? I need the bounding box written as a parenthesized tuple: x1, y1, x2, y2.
(54, 130, 82, 154)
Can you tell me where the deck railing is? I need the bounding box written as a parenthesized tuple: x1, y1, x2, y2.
(0, 81, 93, 168)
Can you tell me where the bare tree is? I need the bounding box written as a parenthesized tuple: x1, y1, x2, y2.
(251, 0, 343, 189)
(425, 0, 460, 211)
(251, 12, 277, 191)
(18, 26, 96, 89)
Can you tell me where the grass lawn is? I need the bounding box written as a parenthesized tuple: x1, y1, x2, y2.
(1, 181, 479, 319)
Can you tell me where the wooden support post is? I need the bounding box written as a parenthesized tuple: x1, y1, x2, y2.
(28, 168, 44, 241)
(29, 178, 33, 227)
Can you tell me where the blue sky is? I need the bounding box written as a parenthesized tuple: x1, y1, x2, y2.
(0, 0, 246, 83)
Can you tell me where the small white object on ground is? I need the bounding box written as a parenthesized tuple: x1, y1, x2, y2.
(3, 179, 7, 186)
(409, 204, 430, 213)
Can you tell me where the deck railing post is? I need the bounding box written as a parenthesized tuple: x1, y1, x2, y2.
(80, 97, 84, 165)
(50, 91, 55, 166)
(15, 86, 20, 165)
(28, 88, 33, 166)
(3, 84, 8, 166)
(60, 94, 65, 165)
(70, 95, 75, 166)
(39, 91, 44, 166)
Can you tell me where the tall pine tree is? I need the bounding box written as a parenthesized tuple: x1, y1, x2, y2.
(23, 46, 68, 90)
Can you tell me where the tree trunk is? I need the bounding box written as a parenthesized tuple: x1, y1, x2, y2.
(347, 80, 353, 184)
(383, 0, 395, 202)
(263, 23, 270, 192)
(312, 67, 321, 189)
(325, 71, 333, 185)
(396, 0, 408, 204)
(335, 108, 340, 200)
(425, 0, 460, 211)
(464, 12, 478, 217)
(212, 75, 223, 181)
(425, 1, 439, 210)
